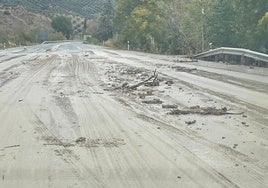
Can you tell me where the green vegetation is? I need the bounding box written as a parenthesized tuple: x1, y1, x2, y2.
(112, 0, 268, 54)
(0, 29, 66, 49)
(93, 0, 114, 42)
(206, 0, 268, 53)
(51, 16, 73, 39)
(113, 0, 169, 53)
(1, 0, 267, 54)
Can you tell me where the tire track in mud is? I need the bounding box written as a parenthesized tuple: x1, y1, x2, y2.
(70, 55, 152, 187)
(0, 54, 58, 144)
(18, 54, 107, 187)
(78, 91, 239, 187)
(0, 55, 84, 187)
(0, 55, 57, 117)
(45, 54, 83, 139)
(69, 55, 241, 187)
(46, 54, 135, 187)
(118, 111, 239, 188)
(71, 55, 134, 187)
(81, 101, 146, 188)
(35, 53, 126, 187)
(1, 55, 56, 98)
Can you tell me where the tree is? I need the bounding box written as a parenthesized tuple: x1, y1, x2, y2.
(205, 0, 268, 53)
(233, 0, 268, 51)
(113, 0, 267, 54)
(94, 0, 114, 41)
(159, 0, 213, 54)
(51, 16, 73, 39)
(113, 0, 140, 33)
(257, 12, 268, 53)
(114, 0, 168, 52)
(206, 0, 236, 48)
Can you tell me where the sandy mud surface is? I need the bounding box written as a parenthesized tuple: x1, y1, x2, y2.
(0, 42, 267, 188)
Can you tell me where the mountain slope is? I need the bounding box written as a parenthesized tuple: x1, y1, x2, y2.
(0, 0, 113, 18)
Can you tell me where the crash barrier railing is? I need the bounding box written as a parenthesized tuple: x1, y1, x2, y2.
(194, 47, 268, 65)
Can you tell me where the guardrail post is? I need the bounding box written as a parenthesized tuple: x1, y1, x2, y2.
(223, 54, 226, 63)
(240, 54, 245, 65)
(215, 55, 218, 62)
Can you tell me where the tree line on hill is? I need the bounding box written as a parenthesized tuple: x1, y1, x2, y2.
(1, 0, 267, 55)
(95, 0, 267, 55)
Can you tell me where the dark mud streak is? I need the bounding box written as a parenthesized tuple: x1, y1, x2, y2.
(193, 70, 268, 93)
(33, 116, 104, 187)
(54, 96, 79, 126)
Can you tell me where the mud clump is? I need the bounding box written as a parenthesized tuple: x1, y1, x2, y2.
(75, 137, 86, 144)
(162, 104, 178, 109)
(185, 120, 196, 125)
(43, 136, 126, 148)
(142, 99, 163, 104)
(165, 80, 174, 86)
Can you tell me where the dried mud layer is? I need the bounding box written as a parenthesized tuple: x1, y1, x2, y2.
(0, 42, 267, 188)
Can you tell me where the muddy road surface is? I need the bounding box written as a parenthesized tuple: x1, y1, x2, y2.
(0, 42, 267, 188)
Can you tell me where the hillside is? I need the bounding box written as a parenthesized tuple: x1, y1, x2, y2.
(0, 0, 115, 47)
(0, 0, 113, 19)
(0, 6, 52, 46)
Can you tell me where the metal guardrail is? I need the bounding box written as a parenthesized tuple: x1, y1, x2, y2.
(194, 47, 268, 64)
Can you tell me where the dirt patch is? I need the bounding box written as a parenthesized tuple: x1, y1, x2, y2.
(42, 136, 75, 147)
(83, 138, 126, 148)
(74, 137, 126, 148)
(43, 136, 126, 148)
(169, 106, 243, 116)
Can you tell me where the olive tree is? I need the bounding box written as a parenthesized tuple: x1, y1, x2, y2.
(51, 16, 73, 39)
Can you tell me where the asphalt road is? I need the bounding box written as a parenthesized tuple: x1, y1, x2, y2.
(0, 42, 267, 188)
